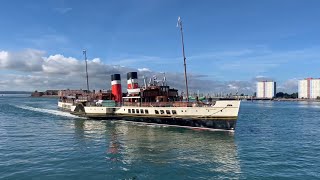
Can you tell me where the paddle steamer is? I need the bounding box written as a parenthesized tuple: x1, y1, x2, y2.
(58, 17, 240, 130)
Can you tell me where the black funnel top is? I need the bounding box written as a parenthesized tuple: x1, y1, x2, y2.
(127, 72, 138, 80)
(111, 74, 121, 81)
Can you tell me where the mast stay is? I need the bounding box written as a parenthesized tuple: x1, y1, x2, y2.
(177, 16, 189, 102)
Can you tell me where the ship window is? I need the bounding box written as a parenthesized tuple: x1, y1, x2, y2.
(140, 109, 144, 113)
(145, 109, 149, 114)
(136, 109, 139, 114)
(166, 110, 171, 114)
(132, 109, 135, 113)
(172, 110, 177, 114)
(181, 110, 183, 112)
(128, 109, 131, 113)
(227, 104, 233, 107)
(160, 110, 164, 114)
(155, 110, 159, 114)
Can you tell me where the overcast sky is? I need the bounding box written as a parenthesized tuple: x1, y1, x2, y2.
(1, 0, 320, 94)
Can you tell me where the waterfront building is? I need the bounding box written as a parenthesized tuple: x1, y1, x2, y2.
(298, 78, 320, 99)
(256, 81, 276, 98)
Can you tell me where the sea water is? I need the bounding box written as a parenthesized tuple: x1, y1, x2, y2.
(0, 95, 319, 179)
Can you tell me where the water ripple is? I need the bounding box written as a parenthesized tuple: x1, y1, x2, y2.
(0, 97, 320, 179)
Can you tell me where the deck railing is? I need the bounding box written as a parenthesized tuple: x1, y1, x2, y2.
(122, 101, 214, 107)
(59, 98, 216, 107)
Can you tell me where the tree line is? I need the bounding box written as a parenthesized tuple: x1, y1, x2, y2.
(275, 92, 298, 99)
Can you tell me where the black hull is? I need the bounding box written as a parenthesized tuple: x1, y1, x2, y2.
(118, 116, 236, 130)
(84, 114, 237, 130)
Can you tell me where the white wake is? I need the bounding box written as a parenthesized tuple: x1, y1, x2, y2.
(15, 105, 83, 119)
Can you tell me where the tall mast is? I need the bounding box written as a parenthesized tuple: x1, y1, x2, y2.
(83, 50, 90, 92)
(177, 16, 189, 102)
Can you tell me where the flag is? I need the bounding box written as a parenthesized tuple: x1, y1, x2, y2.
(177, 16, 181, 28)
(162, 72, 166, 82)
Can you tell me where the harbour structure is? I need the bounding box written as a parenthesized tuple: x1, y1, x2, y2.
(298, 78, 320, 99)
(31, 90, 58, 97)
(256, 81, 276, 99)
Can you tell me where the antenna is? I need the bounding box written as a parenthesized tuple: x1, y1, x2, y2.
(162, 72, 166, 86)
(143, 76, 147, 89)
(83, 50, 89, 92)
(148, 77, 152, 86)
(177, 16, 189, 102)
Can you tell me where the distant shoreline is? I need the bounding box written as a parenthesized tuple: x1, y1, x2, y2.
(31, 95, 59, 98)
(0, 91, 31, 94)
(30, 90, 58, 97)
(244, 98, 320, 102)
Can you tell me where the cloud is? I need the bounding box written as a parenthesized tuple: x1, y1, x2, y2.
(0, 49, 257, 94)
(54, 7, 72, 14)
(188, 49, 255, 61)
(0, 49, 44, 72)
(3, 47, 315, 94)
(23, 34, 69, 48)
(112, 56, 180, 66)
(187, 46, 320, 75)
(138, 68, 151, 72)
(252, 75, 274, 82)
(277, 78, 299, 93)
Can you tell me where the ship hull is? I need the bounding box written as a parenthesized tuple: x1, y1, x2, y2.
(112, 115, 237, 130)
(58, 102, 74, 111)
(80, 100, 240, 130)
(59, 100, 240, 131)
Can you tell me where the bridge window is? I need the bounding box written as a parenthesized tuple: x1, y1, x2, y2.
(136, 109, 139, 113)
(166, 110, 171, 114)
(172, 110, 177, 114)
(128, 109, 131, 113)
(160, 110, 164, 114)
(145, 109, 149, 114)
(140, 109, 144, 114)
(155, 110, 159, 114)
(132, 109, 135, 113)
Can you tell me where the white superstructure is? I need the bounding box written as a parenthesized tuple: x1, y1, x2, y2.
(298, 78, 320, 99)
(59, 101, 240, 118)
(256, 81, 276, 98)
